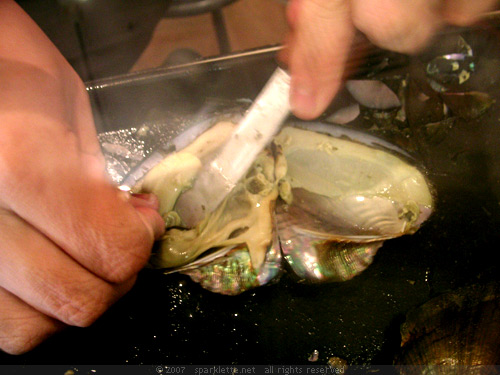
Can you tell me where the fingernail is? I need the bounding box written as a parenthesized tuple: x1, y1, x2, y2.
(290, 83, 318, 120)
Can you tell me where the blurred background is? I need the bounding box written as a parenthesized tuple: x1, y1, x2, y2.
(16, 0, 288, 81)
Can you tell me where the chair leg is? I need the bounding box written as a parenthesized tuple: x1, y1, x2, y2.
(211, 8, 231, 54)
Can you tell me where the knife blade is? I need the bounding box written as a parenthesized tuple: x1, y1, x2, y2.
(118, 115, 217, 191)
(175, 67, 291, 227)
(119, 145, 175, 191)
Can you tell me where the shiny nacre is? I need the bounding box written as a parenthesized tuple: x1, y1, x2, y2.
(139, 121, 283, 294)
(138, 121, 434, 292)
(182, 233, 282, 295)
(274, 126, 433, 283)
(426, 36, 475, 92)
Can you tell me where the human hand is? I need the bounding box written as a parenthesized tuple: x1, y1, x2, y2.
(281, 0, 498, 120)
(0, 0, 165, 354)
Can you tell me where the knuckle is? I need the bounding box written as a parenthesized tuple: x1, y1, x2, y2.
(352, 10, 392, 46)
(309, 0, 346, 14)
(443, 0, 497, 26)
(352, 0, 439, 54)
(57, 291, 108, 327)
(45, 281, 110, 327)
(351, 1, 406, 48)
(1, 331, 31, 355)
(70, 187, 156, 283)
(1, 333, 37, 355)
(0, 288, 60, 354)
(97, 228, 152, 283)
(443, 10, 477, 26)
(0, 130, 31, 187)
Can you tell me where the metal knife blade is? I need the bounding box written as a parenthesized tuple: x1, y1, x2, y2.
(119, 145, 175, 191)
(118, 115, 217, 191)
(175, 67, 291, 227)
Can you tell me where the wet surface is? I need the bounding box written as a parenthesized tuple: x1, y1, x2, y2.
(2, 21, 500, 366)
(3, 199, 497, 365)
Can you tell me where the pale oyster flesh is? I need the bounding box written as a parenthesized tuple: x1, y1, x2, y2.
(274, 126, 433, 282)
(138, 121, 434, 292)
(137, 121, 283, 293)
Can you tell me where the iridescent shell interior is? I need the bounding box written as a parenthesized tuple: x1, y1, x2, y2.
(134, 119, 434, 295)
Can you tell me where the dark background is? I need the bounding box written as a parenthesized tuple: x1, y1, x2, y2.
(16, 0, 169, 80)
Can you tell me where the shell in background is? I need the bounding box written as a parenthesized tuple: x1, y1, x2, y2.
(440, 91, 494, 120)
(395, 282, 500, 374)
(425, 36, 475, 92)
(346, 80, 402, 109)
(327, 103, 361, 125)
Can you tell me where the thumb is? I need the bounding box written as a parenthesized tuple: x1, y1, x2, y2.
(286, 0, 355, 119)
(128, 193, 166, 241)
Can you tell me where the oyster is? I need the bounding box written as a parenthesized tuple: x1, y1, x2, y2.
(135, 119, 433, 293)
(395, 282, 500, 374)
(274, 125, 433, 282)
(137, 121, 283, 293)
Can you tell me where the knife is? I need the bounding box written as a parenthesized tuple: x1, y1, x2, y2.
(118, 114, 217, 191)
(175, 67, 291, 227)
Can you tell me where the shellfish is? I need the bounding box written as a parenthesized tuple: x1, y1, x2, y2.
(134, 119, 434, 293)
(274, 125, 433, 282)
(395, 282, 500, 374)
(136, 121, 283, 294)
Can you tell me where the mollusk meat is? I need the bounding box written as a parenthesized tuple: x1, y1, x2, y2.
(274, 126, 433, 282)
(137, 121, 283, 294)
(137, 120, 434, 293)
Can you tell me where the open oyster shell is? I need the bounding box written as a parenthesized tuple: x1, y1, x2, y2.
(135, 120, 434, 294)
(136, 121, 283, 294)
(275, 125, 433, 282)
